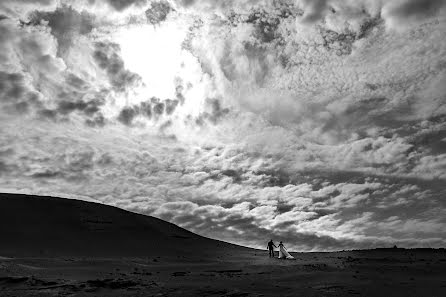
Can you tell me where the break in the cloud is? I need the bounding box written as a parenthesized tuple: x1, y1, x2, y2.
(0, 0, 445, 251)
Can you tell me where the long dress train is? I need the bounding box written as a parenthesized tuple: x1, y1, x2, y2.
(278, 245, 295, 259)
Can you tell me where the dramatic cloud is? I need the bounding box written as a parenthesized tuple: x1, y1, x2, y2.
(384, 0, 446, 23)
(145, 1, 173, 25)
(93, 41, 142, 92)
(0, 0, 445, 251)
(29, 5, 95, 55)
(0, 0, 58, 19)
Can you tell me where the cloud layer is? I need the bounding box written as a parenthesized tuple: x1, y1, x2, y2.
(0, 0, 445, 251)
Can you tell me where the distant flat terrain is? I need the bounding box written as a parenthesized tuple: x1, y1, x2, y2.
(1, 193, 446, 297)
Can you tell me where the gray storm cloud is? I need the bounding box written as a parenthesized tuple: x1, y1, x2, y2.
(384, 0, 446, 20)
(173, 0, 446, 28)
(0, 0, 445, 251)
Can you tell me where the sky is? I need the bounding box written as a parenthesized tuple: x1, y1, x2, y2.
(0, 0, 445, 251)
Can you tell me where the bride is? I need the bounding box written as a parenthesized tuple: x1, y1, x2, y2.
(278, 241, 295, 259)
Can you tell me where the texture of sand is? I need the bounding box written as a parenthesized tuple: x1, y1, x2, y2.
(1, 193, 446, 297)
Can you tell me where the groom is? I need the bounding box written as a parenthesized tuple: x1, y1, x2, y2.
(267, 239, 277, 258)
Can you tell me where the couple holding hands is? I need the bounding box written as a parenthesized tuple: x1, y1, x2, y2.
(267, 239, 295, 260)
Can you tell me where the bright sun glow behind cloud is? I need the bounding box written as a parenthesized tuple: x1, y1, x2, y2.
(114, 21, 211, 121)
(116, 22, 186, 99)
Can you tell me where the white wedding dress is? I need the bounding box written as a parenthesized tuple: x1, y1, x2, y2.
(278, 245, 295, 259)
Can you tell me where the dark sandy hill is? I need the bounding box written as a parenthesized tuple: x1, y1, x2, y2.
(0, 193, 246, 258)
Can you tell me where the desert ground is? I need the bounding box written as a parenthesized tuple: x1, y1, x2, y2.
(1, 193, 446, 297)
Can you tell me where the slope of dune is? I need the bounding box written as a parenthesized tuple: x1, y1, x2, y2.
(0, 193, 245, 258)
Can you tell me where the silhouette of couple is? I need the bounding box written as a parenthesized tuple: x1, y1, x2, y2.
(267, 239, 295, 259)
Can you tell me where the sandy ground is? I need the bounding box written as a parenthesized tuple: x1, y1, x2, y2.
(1, 194, 446, 296)
(1, 249, 446, 297)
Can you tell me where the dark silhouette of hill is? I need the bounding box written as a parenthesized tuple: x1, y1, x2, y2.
(0, 193, 246, 257)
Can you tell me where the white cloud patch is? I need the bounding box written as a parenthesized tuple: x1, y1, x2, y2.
(0, 0, 445, 251)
